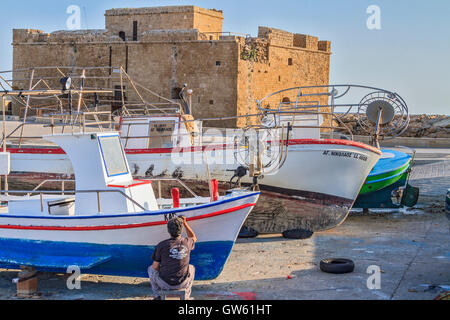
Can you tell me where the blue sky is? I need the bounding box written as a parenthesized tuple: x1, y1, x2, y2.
(0, 0, 449, 115)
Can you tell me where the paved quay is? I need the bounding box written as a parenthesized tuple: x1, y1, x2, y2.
(0, 149, 448, 300)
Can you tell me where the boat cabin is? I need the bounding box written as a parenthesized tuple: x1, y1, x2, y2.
(7, 132, 159, 216)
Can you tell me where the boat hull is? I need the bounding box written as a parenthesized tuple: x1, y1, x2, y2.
(354, 149, 414, 209)
(0, 238, 233, 279)
(0, 193, 259, 279)
(354, 173, 409, 209)
(245, 186, 353, 233)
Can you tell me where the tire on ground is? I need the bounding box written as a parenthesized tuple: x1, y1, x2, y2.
(319, 258, 355, 274)
(282, 229, 314, 240)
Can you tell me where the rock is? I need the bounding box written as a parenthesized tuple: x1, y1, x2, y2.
(432, 118, 450, 128)
(339, 114, 449, 138)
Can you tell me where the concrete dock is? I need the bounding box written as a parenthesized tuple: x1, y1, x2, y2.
(0, 149, 448, 300)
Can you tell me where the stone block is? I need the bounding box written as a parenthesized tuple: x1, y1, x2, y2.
(293, 34, 318, 50)
(16, 277, 38, 296)
(318, 40, 331, 52)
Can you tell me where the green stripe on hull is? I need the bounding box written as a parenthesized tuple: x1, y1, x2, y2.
(360, 171, 409, 195)
(365, 160, 411, 183)
(359, 159, 411, 196)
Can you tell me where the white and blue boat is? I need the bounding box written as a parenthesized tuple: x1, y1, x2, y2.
(0, 132, 259, 280)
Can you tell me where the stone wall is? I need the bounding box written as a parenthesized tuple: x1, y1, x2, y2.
(105, 6, 223, 41)
(11, 6, 331, 128)
(237, 27, 331, 127)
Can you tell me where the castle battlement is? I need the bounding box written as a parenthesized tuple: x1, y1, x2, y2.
(258, 27, 331, 52)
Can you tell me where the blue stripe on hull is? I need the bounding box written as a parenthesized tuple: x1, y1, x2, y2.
(0, 238, 234, 280)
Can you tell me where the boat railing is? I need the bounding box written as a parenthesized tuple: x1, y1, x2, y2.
(144, 178, 200, 200)
(29, 179, 75, 196)
(256, 84, 409, 140)
(114, 104, 182, 117)
(12, 177, 202, 212)
(48, 111, 114, 133)
(1, 189, 148, 213)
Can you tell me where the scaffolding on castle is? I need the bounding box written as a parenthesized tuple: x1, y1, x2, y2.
(0, 66, 188, 147)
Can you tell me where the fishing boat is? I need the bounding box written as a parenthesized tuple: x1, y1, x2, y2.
(6, 133, 381, 233)
(353, 148, 418, 209)
(0, 128, 259, 279)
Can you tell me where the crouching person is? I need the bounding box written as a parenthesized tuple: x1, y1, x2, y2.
(148, 216, 197, 300)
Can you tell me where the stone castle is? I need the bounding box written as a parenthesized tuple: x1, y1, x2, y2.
(12, 5, 331, 127)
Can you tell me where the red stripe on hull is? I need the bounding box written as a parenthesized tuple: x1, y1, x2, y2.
(7, 139, 380, 155)
(0, 203, 256, 231)
(287, 139, 381, 155)
(7, 148, 66, 154)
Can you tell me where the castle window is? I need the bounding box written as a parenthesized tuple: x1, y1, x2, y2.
(209, 100, 214, 105)
(133, 21, 138, 41)
(278, 75, 281, 82)
(5, 101, 12, 116)
(171, 87, 183, 100)
(119, 31, 126, 41)
(216, 61, 221, 66)
(288, 58, 293, 65)
(113, 85, 127, 110)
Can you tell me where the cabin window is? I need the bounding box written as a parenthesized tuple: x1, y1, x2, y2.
(112, 85, 126, 111)
(98, 136, 129, 177)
